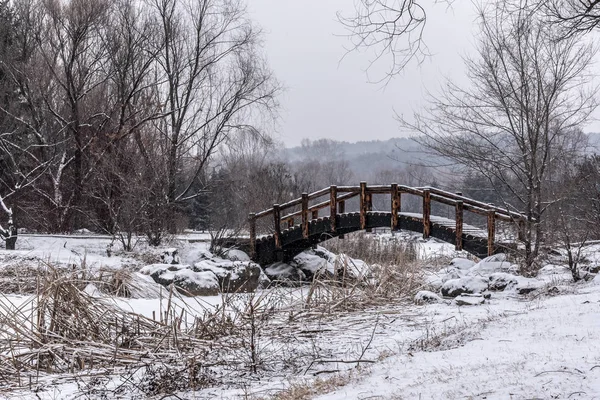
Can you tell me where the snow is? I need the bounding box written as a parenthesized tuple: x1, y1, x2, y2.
(414, 290, 443, 304)
(315, 282, 600, 400)
(1, 236, 600, 399)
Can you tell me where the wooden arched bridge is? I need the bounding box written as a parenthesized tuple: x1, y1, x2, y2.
(240, 183, 528, 266)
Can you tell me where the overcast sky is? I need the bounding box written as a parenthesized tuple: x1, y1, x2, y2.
(249, 2, 600, 148)
(248, 1, 479, 147)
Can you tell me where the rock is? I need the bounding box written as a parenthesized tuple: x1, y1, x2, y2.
(455, 294, 485, 306)
(449, 258, 476, 270)
(538, 264, 570, 275)
(193, 259, 262, 293)
(223, 249, 251, 262)
(140, 264, 219, 296)
(468, 258, 518, 276)
(441, 276, 488, 297)
(488, 272, 519, 291)
(592, 274, 600, 285)
(335, 253, 370, 279)
(293, 251, 332, 280)
(160, 248, 180, 264)
(499, 275, 544, 294)
(415, 290, 443, 304)
(171, 270, 220, 296)
(264, 262, 306, 283)
(481, 254, 508, 262)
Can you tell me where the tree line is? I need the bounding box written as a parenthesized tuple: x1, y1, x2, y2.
(0, 0, 278, 246)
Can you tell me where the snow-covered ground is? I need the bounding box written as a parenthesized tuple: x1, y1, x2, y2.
(1, 234, 599, 399)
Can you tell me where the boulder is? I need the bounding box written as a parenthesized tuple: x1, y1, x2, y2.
(414, 290, 443, 304)
(264, 262, 306, 283)
(449, 258, 476, 270)
(193, 259, 262, 293)
(488, 273, 519, 291)
(223, 249, 251, 262)
(455, 294, 485, 306)
(140, 264, 219, 296)
(293, 251, 332, 280)
(468, 258, 518, 276)
(160, 248, 180, 265)
(512, 277, 544, 295)
(441, 276, 488, 297)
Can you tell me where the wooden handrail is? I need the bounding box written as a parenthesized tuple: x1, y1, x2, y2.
(248, 182, 530, 260)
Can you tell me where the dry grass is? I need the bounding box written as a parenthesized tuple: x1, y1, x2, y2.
(322, 232, 419, 266)
(0, 266, 251, 392)
(269, 373, 354, 400)
(0, 237, 433, 397)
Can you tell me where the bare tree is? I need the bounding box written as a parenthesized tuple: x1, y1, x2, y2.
(338, 0, 433, 82)
(400, 1, 598, 272)
(546, 0, 600, 36)
(148, 0, 279, 207)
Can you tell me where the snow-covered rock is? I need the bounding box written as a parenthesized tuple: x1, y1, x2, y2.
(160, 248, 180, 264)
(414, 290, 443, 304)
(264, 262, 306, 282)
(538, 264, 570, 275)
(293, 251, 332, 279)
(511, 276, 545, 295)
(223, 249, 251, 262)
(141, 250, 263, 294)
(441, 276, 488, 297)
(263, 246, 369, 284)
(468, 257, 518, 276)
(336, 253, 370, 279)
(449, 258, 476, 270)
(140, 264, 219, 296)
(194, 258, 262, 293)
(423, 266, 464, 291)
(488, 272, 519, 291)
(454, 294, 485, 306)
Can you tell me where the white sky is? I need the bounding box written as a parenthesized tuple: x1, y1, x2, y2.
(248, 1, 478, 147)
(249, 1, 600, 147)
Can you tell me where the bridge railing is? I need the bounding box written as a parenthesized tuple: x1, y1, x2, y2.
(248, 182, 529, 259)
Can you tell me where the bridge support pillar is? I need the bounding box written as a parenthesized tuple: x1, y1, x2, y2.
(273, 204, 282, 251)
(423, 189, 431, 239)
(455, 201, 463, 251)
(487, 210, 496, 256)
(338, 200, 345, 239)
(330, 186, 337, 233)
(391, 183, 400, 232)
(302, 193, 309, 239)
(360, 182, 367, 230)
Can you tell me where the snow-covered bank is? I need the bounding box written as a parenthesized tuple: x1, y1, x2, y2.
(316, 281, 600, 400)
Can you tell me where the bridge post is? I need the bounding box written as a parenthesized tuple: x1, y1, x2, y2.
(273, 204, 282, 251)
(288, 218, 294, 229)
(360, 182, 367, 230)
(338, 200, 345, 239)
(249, 213, 256, 260)
(422, 189, 431, 239)
(330, 185, 337, 233)
(302, 193, 309, 239)
(366, 190, 373, 233)
(391, 183, 400, 232)
(455, 201, 463, 251)
(487, 210, 496, 256)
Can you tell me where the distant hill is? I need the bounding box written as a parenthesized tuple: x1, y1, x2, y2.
(281, 137, 439, 180)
